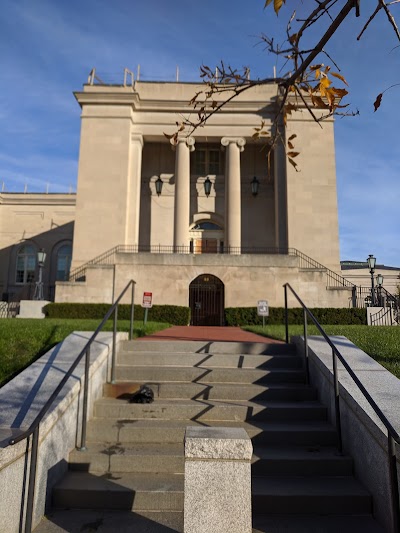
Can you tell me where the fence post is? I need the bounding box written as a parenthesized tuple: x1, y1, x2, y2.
(332, 347, 343, 454)
(303, 308, 309, 385)
(129, 281, 135, 341)
(24, 427, 40, 533)
(284, 284, 289, 344)
(79, 346, 91, 451)
(111, 305, 118, 383)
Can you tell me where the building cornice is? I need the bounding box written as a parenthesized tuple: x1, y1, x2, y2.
(0, 193, 76, 207)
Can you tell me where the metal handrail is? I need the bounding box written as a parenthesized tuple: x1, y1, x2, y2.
(283, 282, 400, 533)
(8, 279, 136, 533)
(68, 244, 354, 292)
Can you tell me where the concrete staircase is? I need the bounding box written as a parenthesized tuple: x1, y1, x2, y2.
(45, 340, 383, 532)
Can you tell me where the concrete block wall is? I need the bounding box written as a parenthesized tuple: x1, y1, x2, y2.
(0, 331, 127, 532)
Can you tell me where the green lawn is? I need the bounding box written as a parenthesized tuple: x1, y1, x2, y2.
(0, 318, 170, 387)
(244, 324, 400, 379)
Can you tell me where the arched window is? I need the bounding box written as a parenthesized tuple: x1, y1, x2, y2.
(192, 222, 222, 231)
(56, 244, 72, 281)
(16, 245, 36, 284)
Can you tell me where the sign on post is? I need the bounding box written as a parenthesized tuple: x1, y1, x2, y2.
(142, 292, 153, 308)
(257, 300, 269, 328)
(142, 292, 153, 326)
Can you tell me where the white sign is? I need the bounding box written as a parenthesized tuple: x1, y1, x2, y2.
(257, 300, 269, 317)
(142, 292, 153, 308)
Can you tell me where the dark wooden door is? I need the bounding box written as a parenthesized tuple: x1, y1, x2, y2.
(189, 274, 224, 326)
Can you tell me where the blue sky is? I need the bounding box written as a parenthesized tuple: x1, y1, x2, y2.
(1, 0, 399, 266)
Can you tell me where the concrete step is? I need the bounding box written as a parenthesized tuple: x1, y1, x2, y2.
(252, 476, 371, 515)
(86, 418, 338, 446)
(69, 442, 184, 474)
(252, 514, 384, 533)
(69, 442, 352, 477)
(117, 351, 303, 369)
(252, 446, 353, 476)
(53, 471, 184, 512)
(105, 381, 318, 402)
(122, 340, 295, 355)
(94, 398, 327, 422)
(115, 366, 305, 384)
(33, 509, 184, 533)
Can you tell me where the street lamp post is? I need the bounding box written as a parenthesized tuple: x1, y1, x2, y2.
(33, 249, 46, 301)
(376, 273, 384, 307)
(367, 254, 376, 306)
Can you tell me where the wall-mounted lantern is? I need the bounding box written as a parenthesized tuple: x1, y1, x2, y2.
(204, 177, 212, 197)
(155, 177, 163, 196)
(251, 176, 260, 196)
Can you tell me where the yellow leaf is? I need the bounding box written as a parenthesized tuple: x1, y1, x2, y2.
(264, 0, 273, 6)
(331, 72, 348, 86)
(273, 0, 285, 15)
(315, 69, 321, 80)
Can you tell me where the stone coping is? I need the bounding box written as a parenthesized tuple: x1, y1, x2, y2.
(293, 335, 400, 449)
(185, 427, 253, 460)
(0, 332, 126, 453)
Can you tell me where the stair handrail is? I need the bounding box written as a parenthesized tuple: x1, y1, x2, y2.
(283, 282, 400, 533)
(7, 279, 136, 533)
(291, 249, 355, 289)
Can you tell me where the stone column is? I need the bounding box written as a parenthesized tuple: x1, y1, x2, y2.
(173, 137, 195, 252)
(128, 134, 143, 247)
(221, 137, 245, 253)
(184, 426, 253, 533)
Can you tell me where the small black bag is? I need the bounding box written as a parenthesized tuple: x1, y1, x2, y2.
(129, 385, 154, 404)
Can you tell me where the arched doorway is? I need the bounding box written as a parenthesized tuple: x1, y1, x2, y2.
(189, 274, 224, 326)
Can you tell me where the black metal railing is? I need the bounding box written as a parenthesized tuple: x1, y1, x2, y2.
(7, 279, 136, 533)
(283, 282, 400, 533)
(68, 244, 354, 292)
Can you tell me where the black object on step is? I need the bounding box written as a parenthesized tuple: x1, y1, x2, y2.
(129, 385, 154, 403)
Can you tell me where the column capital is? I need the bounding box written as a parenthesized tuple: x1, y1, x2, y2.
(221, 137, 246, 152)
(131, 133, 144, 146)
(170, 136, 196, 152)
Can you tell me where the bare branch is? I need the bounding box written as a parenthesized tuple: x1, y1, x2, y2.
(379, 0, 400, 41)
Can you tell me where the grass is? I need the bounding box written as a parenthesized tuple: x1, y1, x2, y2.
(0, 318, 170, 387)
(243, 324, 400, 379)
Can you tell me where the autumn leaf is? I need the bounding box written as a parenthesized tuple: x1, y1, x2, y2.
(311, 94, 329, 109)
(264, 0, 285, 15)
(288, 141, 294, 149)
(374, 93, 383, 112)
(331, 72, 348, 86)
(288, 158, 299, 171)
(287, 151, 299, 158)
(309, 64, 323, 71)
(332, 87, 348, 98)
(163, 132, 174, 140)
(288, 134, 297, 141)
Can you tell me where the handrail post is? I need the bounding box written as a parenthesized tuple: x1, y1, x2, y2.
(332, 347, 343, 454)
(388, 433, 400, 533)
(24, 427, 39, 533)
(284, 284, 289, 344)
(129, 281, 135, 341)
(111, 304, 118, 383)
(79, 346, 91, 451)
(303, 308, 309, 385)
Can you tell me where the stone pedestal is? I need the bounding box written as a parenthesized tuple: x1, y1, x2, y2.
(17, 300, 51, 319)
(184, 426, 253, 533)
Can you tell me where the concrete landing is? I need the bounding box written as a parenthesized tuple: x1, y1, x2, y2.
(138, 326, 282, 343)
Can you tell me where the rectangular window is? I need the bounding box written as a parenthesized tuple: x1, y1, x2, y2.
(193, 147, 222, 175)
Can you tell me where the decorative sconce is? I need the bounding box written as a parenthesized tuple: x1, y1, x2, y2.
(204, 177, 212, 197)
(155, 177, 163, 196)
(251, 176, 260, 196)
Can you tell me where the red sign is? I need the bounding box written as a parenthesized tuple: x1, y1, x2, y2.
(142, 292, 153, 308)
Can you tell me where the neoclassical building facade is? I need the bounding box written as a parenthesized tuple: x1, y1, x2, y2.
(0, 75, 353, 323)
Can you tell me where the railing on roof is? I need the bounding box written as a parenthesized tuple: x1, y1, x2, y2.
(68, 244, 354, 292)
(283, 282, 400, 532)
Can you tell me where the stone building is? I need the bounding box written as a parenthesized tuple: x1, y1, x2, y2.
(0, 73, 354, 324)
